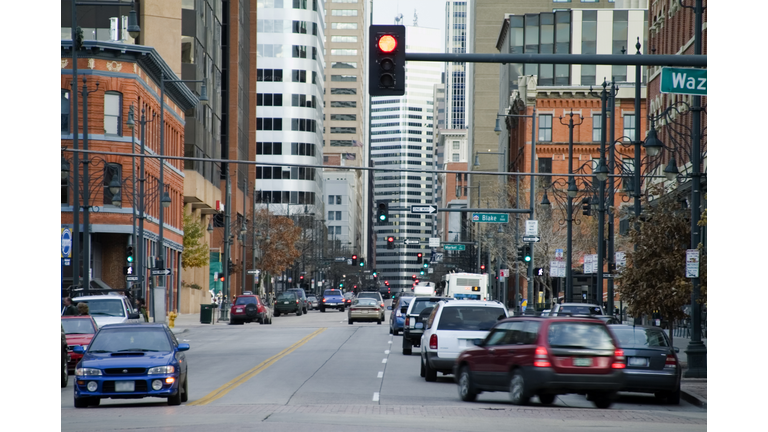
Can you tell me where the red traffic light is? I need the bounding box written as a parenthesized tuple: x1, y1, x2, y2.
(412, 275, 416, 279)
(378, 35, 397, 53)
(387, 237, 394, 242)
(385, 281, 389, 285)
(352, 255, 357, 259)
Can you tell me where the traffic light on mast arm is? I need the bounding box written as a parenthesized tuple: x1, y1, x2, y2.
(369, 25, 406, 96)
(417, 253, 423, 264)
(523, 244, 532, 263)
(351, 255, 358, 266)
(377, 202, 389, 223)
(387, 236, 395, 249)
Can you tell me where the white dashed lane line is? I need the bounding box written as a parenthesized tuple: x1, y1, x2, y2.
(373, 392, 380, 402)
(377, 371, 383, 378)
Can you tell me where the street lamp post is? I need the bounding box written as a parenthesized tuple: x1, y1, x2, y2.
(80, 76, 99, 294)
(158, 73, 207, 314)
(558, 111, 583, 302)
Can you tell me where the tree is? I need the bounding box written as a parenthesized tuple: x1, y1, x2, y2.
(182, 211, 209, 268)
(252, 209, 302, 276)
(616, 185, 705, 345)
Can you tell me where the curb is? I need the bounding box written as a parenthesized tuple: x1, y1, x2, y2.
(170, 328, 188, 335)
(680, 390, 706, 409)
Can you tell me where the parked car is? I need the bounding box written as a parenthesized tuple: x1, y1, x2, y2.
(454, 316, 626, 408)
(348, 298, 383, 325)
(70, 295, 143, 327)
(320, 289, 346, 312)
(230, 294, 272, 324)
(608, 324, 681, 404)
(62, 315, 99, 372)
(402, 296, 451, 355)
(548, 303, 605, 317)
(420, 300, 508, 382)
(356, 291, 386, 321)
(274, 291, 302, 316)
(62, 324, 70, 388)
(286, 288, 309, 314)
(72, 323, 189, 407)
(344, 292, 354, 307)
(307, 295, 319, 310)
(390, 296, 414, 336)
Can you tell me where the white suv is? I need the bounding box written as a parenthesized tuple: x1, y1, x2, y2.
(70, 295, 144, 327)
(419, 300, 508, 382)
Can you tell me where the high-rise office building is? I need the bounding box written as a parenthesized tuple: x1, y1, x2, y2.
(371, 25, 442, 292)
(255, 0, 326, 217)
(444, 0, 471, 129)
(323, 0, 368, 255)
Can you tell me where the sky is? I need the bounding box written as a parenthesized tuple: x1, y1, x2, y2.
(372, 0, 446, 51)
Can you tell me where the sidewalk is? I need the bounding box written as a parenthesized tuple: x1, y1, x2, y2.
(168, 312, 221, 335)
(672, 333, 708, 409)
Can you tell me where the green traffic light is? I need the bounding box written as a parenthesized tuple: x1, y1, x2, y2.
(524, 256, 531, 262)
(127, 256, 133, 262)
(379, 214, 386, 221)
(420, 271, 425, 275)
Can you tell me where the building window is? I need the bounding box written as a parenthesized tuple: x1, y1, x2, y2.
(538, 157, 552, 186)
(592, 114, 602, 142)
(256, 142, 283, 155)
(292, 0, 307, 9)
(331, 114, 357, 121)
(292, 70, 307, 82)
(331, 75, 357, 82)
(61, 89, 71, 133)
(103, 163, 122, 206)
(331, 101, 356, 108)
(538, 114, 552, 142)
(328, 211, 335, 220)
(62, 168, 69, 204)
(292, 20, 307, 34)
(104, 92, 122, 135)
(624, 114, 636, 142)
(291, 118, 316, 132)
(332, 61, 357, 69)
(256, 118, 283, 130)
(256, 93, 283, 106)
(612, 10, 629, 82)
(452, 141, 460, 150)
(331, 140, 353, 146)
(335, 211, 342, 220)
(336, 226, 342, 235)
(292, 45, 307, 58)
(257, 69, 283, 82)
(331, 35, 358, 43)
(622, 157, 634, 191)
(332, 22, 358, 30)
(330, 49, 357, 56)
(452, 154, 459, 162)
(331, 88, 357, 95)
(336, 196, 342, 204)
(332, 9, 358, 16)
(328, 195, 334, 205)
(331, 127, 356, 134)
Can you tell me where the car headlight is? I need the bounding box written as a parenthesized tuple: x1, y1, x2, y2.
(148, 365, 175, 375)
(76, 368, 102, 376)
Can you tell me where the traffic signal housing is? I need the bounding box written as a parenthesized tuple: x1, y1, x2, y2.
(351, 255, 358, 266)
(377, 202, 389, 223)
(387, 236, 395, 249)
(359, 258, 365, 268)
(126, 246, 134, 264)
(582, 198, 591, 216)
(369, 25, 406, 96)
(523, 244, 532, 263)
(516, 245, 525, 262)
(416, 253, 423, 264)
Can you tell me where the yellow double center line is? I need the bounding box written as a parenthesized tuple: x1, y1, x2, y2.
(188, 328, 327, 406)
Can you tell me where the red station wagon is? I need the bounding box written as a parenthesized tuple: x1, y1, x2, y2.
(230, 295, 272, 325)
(454, 316, 626, 409)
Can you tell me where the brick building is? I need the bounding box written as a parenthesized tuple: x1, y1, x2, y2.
(61, 41, 200, 307)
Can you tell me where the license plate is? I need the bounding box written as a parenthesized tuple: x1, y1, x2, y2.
(628, 357, 649, 367)
(328, 303, 337, 306)
(573, 358, 593, 367)
(284, 302, 289, 304)
(115, 381, 135, 392)
(415, 322, 423, 329)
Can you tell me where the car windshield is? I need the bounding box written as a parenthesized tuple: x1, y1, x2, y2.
(235, 297, 257, 305)
(353, 298, 378, 307)
(437, 307, 506, 331)
(411, 299, 441, 315)
(61, 318, 96, 334)
(357, 293, 380, 299)
(324, 290, 341, 296)
(307, 296, 317, 301)
(278, 293, 296, 301)
(558, 305, 602, 316)
(398, 298, 413, 308)
(611, 327, 670, 348)
(75, 299, 125, 317)
(88, 327, 172, 353)
(287, 290, 304, 298)
(547, 322, 615, 350)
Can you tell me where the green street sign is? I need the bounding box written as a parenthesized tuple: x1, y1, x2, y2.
(660, 67, 707, 96)
(443, 244, 466, 251)
(472, 213, 509, 223)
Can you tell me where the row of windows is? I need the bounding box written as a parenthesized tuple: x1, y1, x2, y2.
(331, 9, 357, 16)
(255, 44, 317, 60)
(328, 195, 343, 205)
(332, 61, 357, 69)
(331, 22, 357, 30)
(330, 101, 356, 108)
(534, 114, 636, 142)
(331, 75, 357, 82)
(256, 118, 318, 132)
(371, 137, 429, 144)
(330, 127, 356, 134)
(330, 114, 356, 121)
(330, 35, 358, 43)
(256, 166, 317, 180)
(327, 210, 343, 221)
(62, 89, 123, 136)
(257, 190, 317, 205)
(257, 69, 283, 82)
(330, 49, 357, 56)
(256, 19, 317, 35)
(331, 88, 356, 95)
(256, 142, 317, 156)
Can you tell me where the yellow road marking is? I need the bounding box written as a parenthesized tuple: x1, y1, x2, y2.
(187, 328, 327, 406)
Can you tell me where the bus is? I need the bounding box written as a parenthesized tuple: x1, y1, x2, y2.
(442, 273, 489, 300)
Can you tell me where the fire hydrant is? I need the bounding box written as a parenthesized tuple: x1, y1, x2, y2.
(168, 311, 178, 328)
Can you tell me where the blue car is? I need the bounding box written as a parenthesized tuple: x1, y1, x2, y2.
(389, 296, 414, 336)
(72, 323, 189, 408)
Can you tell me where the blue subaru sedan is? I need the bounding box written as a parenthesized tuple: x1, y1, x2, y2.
(72, 323, 189, 407)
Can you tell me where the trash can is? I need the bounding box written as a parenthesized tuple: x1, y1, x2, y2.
(200, 304, 214, 324)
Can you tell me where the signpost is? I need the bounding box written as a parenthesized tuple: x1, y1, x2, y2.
(499, 269, 509, 278)
(525, 220, 539, 236)
(334, 257, 346, 262)
(472, 213, 509, 223)
(410, 205, 437, 214)
(151, 269, 171, 276)
(660, 67, 707, 96)
(550, 261, 566, 278)
(61, 228, 72, 266)
(404, 239, 420, 245)
(126, 276, 139, 282)
(686, 249, 700, 278)
(522, 235, 540, 243)
(443, 244, 466, 251)
(247, 269, 259, 275)
(429, 237, 440, 247)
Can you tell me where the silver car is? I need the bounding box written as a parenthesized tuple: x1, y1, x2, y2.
(307, 295, 319, 310)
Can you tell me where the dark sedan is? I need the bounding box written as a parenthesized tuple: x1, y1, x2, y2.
(608, 324, 682, 404)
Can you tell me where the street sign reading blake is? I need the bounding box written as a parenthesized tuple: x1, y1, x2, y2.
(472, 213, 509, 223)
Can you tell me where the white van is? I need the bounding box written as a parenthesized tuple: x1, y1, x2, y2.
(70, 295, 144, 327)
(413, 282, 435, 297)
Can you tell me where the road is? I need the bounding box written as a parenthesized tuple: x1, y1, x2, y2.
(61, 306, 706, 431)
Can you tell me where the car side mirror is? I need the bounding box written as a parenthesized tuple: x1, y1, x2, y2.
(128, 312, 140, 320)
(73, 345, 86, 354)
(473, 339, 484, 347)
(387, 306, 392, 310)
(674, 347, 679, 353)
(177, 343, 190, 352)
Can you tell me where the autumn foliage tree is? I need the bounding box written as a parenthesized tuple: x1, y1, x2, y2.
(252, 208, 302, 276)
(616, 185, 706, 342)
(182, 211, 209, 268)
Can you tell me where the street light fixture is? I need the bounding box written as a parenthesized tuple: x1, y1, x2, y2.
(62, 159, 70, 180)
(642, 127, 663, 157)
(664, 157, 679, 181)
(127, 7, 141, 38)
(161, 190, 172, 209)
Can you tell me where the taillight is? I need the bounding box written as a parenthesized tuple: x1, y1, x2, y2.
(323, 298, 326, 302)
(405, 316, 410, 327)
(534, 346, 551, 368)
(381, 303, 385, 308)
(612, 349, 626, 369)
(664, 354, 677, 369)
(429, 334, 438, 350)
(296, 300, 299, 304)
